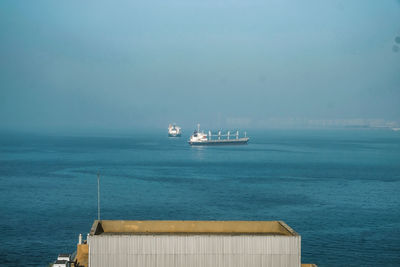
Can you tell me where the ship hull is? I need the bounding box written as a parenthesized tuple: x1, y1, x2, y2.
(168, 133, 182, 137)
(188, 138, 249, 145)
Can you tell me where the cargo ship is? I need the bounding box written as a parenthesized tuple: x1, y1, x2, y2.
(168, 124, 182, 137)
(188, 124, 249, 145)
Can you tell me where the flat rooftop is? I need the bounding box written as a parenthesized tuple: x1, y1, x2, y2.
(89, 220, 298, 236)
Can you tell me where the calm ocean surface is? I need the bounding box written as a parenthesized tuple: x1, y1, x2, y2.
(0, 129, 399, 266)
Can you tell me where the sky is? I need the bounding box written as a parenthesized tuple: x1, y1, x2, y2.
(1, 0, 400, 133)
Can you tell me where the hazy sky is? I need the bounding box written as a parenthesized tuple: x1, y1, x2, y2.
(1, 0, 399, 132)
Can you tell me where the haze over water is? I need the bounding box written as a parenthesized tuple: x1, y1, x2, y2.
(1, 0, 400, 133)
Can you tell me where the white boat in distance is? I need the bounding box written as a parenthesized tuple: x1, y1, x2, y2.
(168, 124, 182, 137)
(188, 124, 249, 145)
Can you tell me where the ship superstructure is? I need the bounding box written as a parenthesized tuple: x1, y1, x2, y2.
(188, 124, 249, 145)
(168, 124, 182, 137)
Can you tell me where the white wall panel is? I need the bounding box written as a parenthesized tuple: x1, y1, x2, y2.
(88, 235, 301, 267)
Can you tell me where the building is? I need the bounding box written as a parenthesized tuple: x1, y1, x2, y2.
(57, 254, 71, 262)
(78, 220, 316, 267)
(52, 254, 71, 267)
(53, 260, 69, 267)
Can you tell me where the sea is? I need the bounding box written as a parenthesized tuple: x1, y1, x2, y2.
(0, 128, 399, 267)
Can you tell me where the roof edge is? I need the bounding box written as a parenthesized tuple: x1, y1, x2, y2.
(90, 220, 299, 236)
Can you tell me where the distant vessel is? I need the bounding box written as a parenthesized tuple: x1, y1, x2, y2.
(168, 124, 182, 137)
(392, 128, 400, 131)
(188, 124, 249, 145)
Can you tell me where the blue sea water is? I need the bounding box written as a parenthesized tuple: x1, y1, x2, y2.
(0, 129, 399, 267)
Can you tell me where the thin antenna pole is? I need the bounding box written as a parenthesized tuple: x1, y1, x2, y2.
(97, 172, 100, 221)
